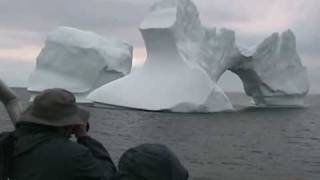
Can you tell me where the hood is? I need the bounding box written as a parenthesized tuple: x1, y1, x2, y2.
(118, 144, 189, 180)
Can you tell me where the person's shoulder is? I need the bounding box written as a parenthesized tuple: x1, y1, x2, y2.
(48, 137, 89, 156)
(40, 137, 95, 173)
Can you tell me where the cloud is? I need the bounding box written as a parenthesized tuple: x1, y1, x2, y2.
(0, 46, 40, 62)
(0, 0, 153, 47)
(0, 0, 318, 50)
(0, 0, 148, 30)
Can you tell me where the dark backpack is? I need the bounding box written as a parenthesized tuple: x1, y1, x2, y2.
(0, 132, 15, 180)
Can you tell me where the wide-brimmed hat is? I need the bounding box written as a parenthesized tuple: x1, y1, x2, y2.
(19, 88, 89, 127)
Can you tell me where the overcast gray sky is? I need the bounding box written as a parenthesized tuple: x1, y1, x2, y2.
(0, 0, 319, 93)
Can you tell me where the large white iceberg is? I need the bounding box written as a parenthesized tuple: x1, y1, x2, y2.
(89, 0, 309, 111)
(88, 0, 233, 112)
(230, 30, 310, 107)
(28, 27, 133, 102)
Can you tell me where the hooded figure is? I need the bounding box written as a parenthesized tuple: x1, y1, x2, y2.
(116, 144, 189, 180)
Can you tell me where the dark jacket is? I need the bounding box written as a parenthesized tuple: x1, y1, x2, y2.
(116, 144, 189, 180)
(11, 123, 116, 180)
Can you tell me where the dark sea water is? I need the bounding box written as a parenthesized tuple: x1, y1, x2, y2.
(1, 88, 320, 180)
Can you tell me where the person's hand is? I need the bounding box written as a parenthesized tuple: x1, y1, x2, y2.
(72, 123, 89, 139)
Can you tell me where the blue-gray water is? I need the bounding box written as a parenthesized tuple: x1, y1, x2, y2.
(1, 88, 320, 180)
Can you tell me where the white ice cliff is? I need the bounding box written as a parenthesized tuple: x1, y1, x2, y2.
(88, 0, 234, 112)
(200, 28, 243, 81)
(230, 30, 310, 107)
(28, 27, 133, 102)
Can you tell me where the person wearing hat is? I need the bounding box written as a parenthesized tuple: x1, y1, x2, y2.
(115, 143, 189, 180)
(10, 88, 116, 180)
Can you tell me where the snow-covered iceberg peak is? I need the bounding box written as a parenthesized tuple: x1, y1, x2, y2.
(28, 27, 133, 102)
